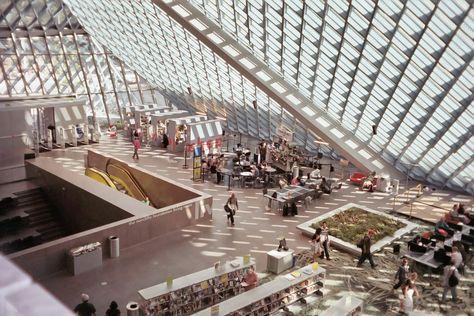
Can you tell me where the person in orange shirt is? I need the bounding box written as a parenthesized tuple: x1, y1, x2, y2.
(242, 266, 258, 291)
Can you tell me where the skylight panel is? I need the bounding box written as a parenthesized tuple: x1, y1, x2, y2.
(172, 5, 191, 17)
(189, 18, 208, 31)
(271, 82, 286, 93)
(223, 45, 240, 57)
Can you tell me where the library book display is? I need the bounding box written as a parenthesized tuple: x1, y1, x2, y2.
(195, 263, 326, 316)
(138, 257, 256, 315)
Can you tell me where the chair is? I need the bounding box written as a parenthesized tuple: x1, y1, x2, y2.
(243, 176, 254, 188)
(231, 174, 241, 188)
(350, 172, 367, 185)
(408, 241, 427, 253)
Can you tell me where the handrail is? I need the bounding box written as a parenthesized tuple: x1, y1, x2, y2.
(85, 168, 118, 189)
(106, 163, 155, 207)
(0, 133, 29, 139)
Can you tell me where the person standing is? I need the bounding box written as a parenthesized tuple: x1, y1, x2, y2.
(320, 221, 331, 260)
(74, 293, 96, 316)
(441, 260, 461, 303)
(311, 228, 323, 263)
(132, 134, 140, 160)
(357, 229, 377, 268)
(401, 273, 419, 314)
(106, 301, 120, 316)
(393, 258, 410, 290)
(226, 192, 238, 226)
(162, 133, 169, 149)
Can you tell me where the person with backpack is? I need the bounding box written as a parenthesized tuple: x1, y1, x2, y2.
(225, 193, 238, 226)
(393, 258, 410, 291)
(441, 259, 461, 303)
(356, 229, 377, 269)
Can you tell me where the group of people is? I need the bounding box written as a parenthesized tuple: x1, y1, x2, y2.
(310, 222, 331, 262)
(448, 203, 471, 224)
(392, 255, 462, 314)
(74, 294, 120, 316)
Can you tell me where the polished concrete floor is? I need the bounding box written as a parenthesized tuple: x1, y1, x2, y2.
(18, 135, 472, 315)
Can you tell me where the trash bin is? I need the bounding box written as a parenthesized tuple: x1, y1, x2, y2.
(109, 236, 119, 258)
(126, 302, 139, 316)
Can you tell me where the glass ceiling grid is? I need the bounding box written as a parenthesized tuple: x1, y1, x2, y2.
(61, 0, 474, 194)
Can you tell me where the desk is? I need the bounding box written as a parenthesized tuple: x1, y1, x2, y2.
(404, 250, 443, 285)
(267, 249, 294, 274)
(274, 186, 312, 202)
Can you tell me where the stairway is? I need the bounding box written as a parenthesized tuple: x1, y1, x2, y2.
(0, 188, 68, 254)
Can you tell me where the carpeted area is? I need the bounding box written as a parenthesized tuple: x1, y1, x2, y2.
(259, 224, 473, 316)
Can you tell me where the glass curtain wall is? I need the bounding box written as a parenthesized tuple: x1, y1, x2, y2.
(188, 0, 474, 192)
(0, 0, 166, 127)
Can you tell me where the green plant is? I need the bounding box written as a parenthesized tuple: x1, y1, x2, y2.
(310, 207, 405, 244)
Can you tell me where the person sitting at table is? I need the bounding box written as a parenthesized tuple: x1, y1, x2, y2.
(241, 266, 258, 291)
(279, 177, 288, 189)
(310, 168, 321, 179)
(291, 175, 300, 186)
(250, 164, 260, 177)
(320, 177, 331, 194)
(435, 215, 451, 233)
(362, 171, 376, 192)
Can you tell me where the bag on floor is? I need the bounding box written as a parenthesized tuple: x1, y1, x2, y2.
(449, 270, 459, 287)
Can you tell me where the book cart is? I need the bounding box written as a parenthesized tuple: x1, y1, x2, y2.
(138, 257, 256, 315)
(194, 264, 325, 316)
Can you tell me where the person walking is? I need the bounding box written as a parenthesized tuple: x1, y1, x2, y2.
(393, 258, 410, 290)
(320, 221, 331, 260)
(441, 260, 461, 303)
(401, 273, 419, 314)
(106, 301, 120, 316)
(225, 192, 238, 226)
(357, 229, 377, 268)
(74, 293, 96, 316)
(132, 134, 140, 160)
(311, 228, 323, 263)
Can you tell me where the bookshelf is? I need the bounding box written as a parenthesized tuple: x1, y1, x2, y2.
(194, 264, 325, 316)
(138, 257, 256, 315)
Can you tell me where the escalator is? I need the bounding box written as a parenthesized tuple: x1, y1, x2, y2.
(106, 163, 154, 207)
(85, 168, 117, 189)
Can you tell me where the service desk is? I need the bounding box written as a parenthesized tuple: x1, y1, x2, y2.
(266, 249, 294, 274)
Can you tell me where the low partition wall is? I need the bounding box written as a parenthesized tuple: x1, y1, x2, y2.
(9, 157, 212, 279)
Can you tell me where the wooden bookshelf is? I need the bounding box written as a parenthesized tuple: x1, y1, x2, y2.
(194, 264, 325, 316)
(138, 257, 256, 316)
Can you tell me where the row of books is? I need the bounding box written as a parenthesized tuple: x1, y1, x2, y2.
(227, 273, 324, 316)
(141, 268, 250, 315)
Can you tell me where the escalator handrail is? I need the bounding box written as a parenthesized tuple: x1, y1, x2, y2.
(106, 162, 154, 207)
(85, 168, 117, 189)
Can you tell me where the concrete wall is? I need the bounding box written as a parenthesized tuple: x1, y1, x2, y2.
(10, 157, 212, 280)
(25, 162, 133, 233)
(0, 110, 33, 171)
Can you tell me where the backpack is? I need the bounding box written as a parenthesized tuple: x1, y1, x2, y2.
(448, 269, 459, 287)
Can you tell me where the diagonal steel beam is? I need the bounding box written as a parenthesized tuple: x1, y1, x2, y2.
(153, 0, 403, 178)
